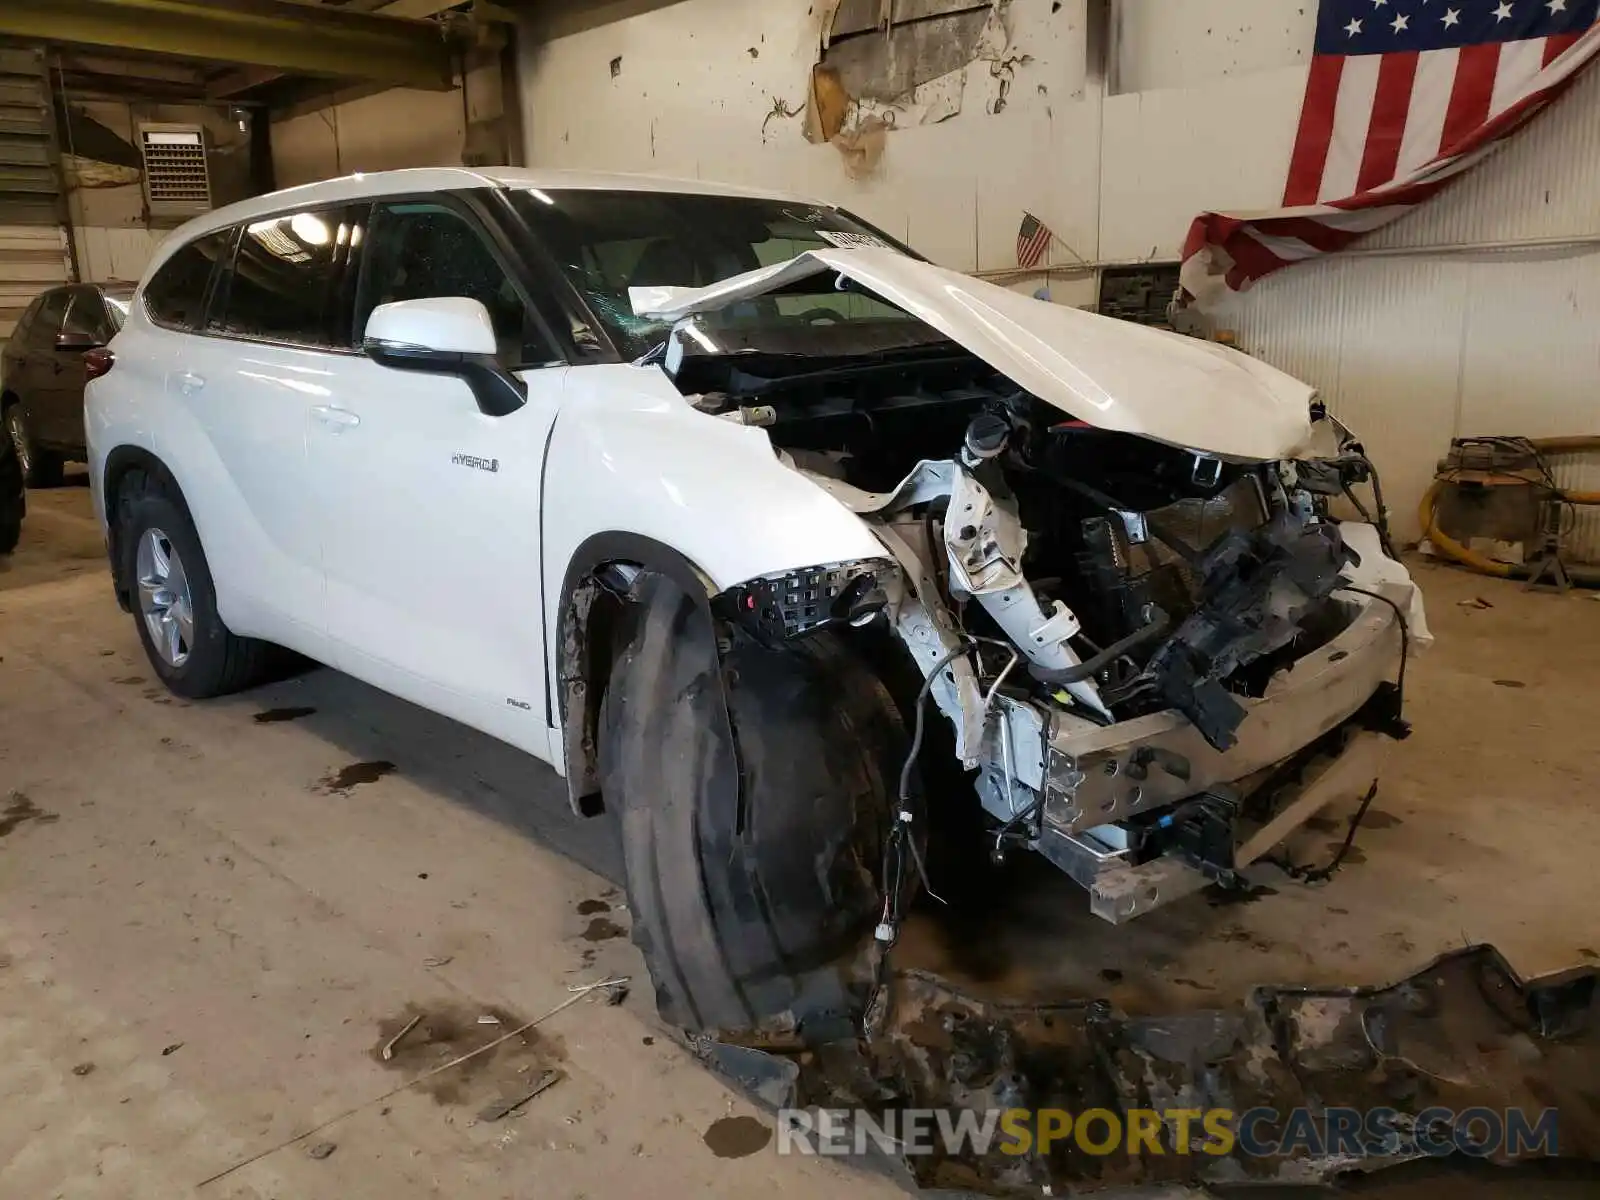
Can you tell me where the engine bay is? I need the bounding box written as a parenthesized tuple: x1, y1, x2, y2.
(682, 346, 1364, 749)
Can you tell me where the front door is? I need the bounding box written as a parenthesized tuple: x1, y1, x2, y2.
(38, 287, 106, 450)
(312, 197, 566, 758)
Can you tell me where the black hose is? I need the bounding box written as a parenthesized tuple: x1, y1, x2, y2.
(898, 642, 971, 806)
(1335, 584, 1409, 700)
(1030, 608, 1171, 686)
(1342, 453, 1398, 560)
(1265, 782, 1379, 884)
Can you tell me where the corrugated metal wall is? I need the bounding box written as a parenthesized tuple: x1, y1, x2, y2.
(1221, 65, 1600, 555)
(0, 44, 72, 345)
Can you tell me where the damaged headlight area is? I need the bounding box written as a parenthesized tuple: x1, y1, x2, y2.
(715, 557, 894, 642)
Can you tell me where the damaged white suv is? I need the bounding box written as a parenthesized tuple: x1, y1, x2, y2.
(87, 168, 1428, 1033)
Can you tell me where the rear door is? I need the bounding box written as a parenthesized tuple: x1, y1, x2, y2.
(160, 209, 359, 655)
(311, 194, 567, 757)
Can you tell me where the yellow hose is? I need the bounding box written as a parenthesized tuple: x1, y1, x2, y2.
(1418, 479, 1516, 577)
(1418, 436, 1600, 578)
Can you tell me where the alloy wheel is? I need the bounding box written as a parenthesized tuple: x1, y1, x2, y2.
(5, 410, 29, 479)
(136, 527, 195, 667)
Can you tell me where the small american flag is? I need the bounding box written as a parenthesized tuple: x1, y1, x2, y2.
(1182, 0, 1600, 303)
(1016, 212, 1054, 269)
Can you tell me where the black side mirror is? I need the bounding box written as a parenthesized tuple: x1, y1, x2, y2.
(361, 297, 527, 418)
(365, 339, 528, 418)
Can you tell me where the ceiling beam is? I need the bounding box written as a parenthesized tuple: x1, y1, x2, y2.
(55, 51, 210, 84)
(0, 0, 458, 90)
(376, 0, 471, 16)
(205, 65, 288, 99)
(56, 70, 216, 102)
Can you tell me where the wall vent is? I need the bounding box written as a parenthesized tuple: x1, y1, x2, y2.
(138, 124, 212, 217)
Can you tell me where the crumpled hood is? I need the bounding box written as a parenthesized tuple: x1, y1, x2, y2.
(632, 247, 1316, 462)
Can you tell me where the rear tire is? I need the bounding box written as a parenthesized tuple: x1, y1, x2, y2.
(599, 574, 900, 1034)
(115, 471, 275, 698)
(4, 406, 62, 488)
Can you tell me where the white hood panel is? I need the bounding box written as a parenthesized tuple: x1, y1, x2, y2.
(635, 248, 1316, 462)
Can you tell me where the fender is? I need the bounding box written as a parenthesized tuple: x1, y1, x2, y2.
(542, 363, 891, 814)
(542, 364, 888, 598)
(100, 443, 194, 613)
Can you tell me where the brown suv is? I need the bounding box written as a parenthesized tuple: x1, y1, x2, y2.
(3, 283, 131, 486)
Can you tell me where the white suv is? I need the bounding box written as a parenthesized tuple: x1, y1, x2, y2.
(88, 167, 1427, 1034)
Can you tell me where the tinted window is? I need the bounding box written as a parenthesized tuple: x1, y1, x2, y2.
(144, 230, 232, 329)
(357, 201, 554, 367)
(214, 208, 360, 346)
(510, 190, 932, 359)
(28, 290, 70, 342)
(104, 293, 132, 332)
(62, 289, 116, 344)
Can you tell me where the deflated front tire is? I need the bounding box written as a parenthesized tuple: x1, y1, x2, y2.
(599, 571, 901, 1034)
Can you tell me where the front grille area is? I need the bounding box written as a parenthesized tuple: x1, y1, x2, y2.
(1125, 473, 1272, 607)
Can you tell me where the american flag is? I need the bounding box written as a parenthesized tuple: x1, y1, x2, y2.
(1016, 211, 1054, 269)
(1180, 0, 1600, 304)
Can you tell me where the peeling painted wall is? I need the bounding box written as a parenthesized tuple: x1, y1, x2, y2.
(517, 0, 1318, 296)
(519, 0, 1104, 304)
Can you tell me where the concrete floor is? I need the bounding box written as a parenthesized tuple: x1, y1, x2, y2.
(2, 475, 1598, 1199)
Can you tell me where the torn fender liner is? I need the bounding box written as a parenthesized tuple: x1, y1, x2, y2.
(694, 946, 1600, 1195)
(602, 572, 894, 1034)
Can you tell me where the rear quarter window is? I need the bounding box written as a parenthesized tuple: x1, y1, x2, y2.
(213, 208, 361, 346)
(143, 230, 233, 329)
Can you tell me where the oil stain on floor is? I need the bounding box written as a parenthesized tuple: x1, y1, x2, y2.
(581, 916, 626, 942)
(254, 706, 317, 724)
(370, 1001, 564, 1109)
(0, 792, 59, 838)
(702, 1115, 772, 1159)
(317, 761, 396, 795)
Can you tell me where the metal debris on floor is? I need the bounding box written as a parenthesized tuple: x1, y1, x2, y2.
(475, 1069, 563, 1122)
(381, 1014, 423, 1061)
(196, 978, 628, 1189)
(695, 945, 1599, 1195)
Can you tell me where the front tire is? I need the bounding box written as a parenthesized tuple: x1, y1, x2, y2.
(115, 472, 274, 698)
(599, 573, 900, 1034)
(0, 424, 22, 555)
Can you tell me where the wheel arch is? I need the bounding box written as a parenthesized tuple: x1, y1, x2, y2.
(102, 445, 198, 613)
(554, 530, 718, 817)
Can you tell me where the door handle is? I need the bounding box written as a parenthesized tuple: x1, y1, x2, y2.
(177, 371, 206, 393)
(311, 405, 361, 431)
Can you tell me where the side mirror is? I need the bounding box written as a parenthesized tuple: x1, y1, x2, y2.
(56, 330, 102, 352)
(362, 297, 526, 417)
